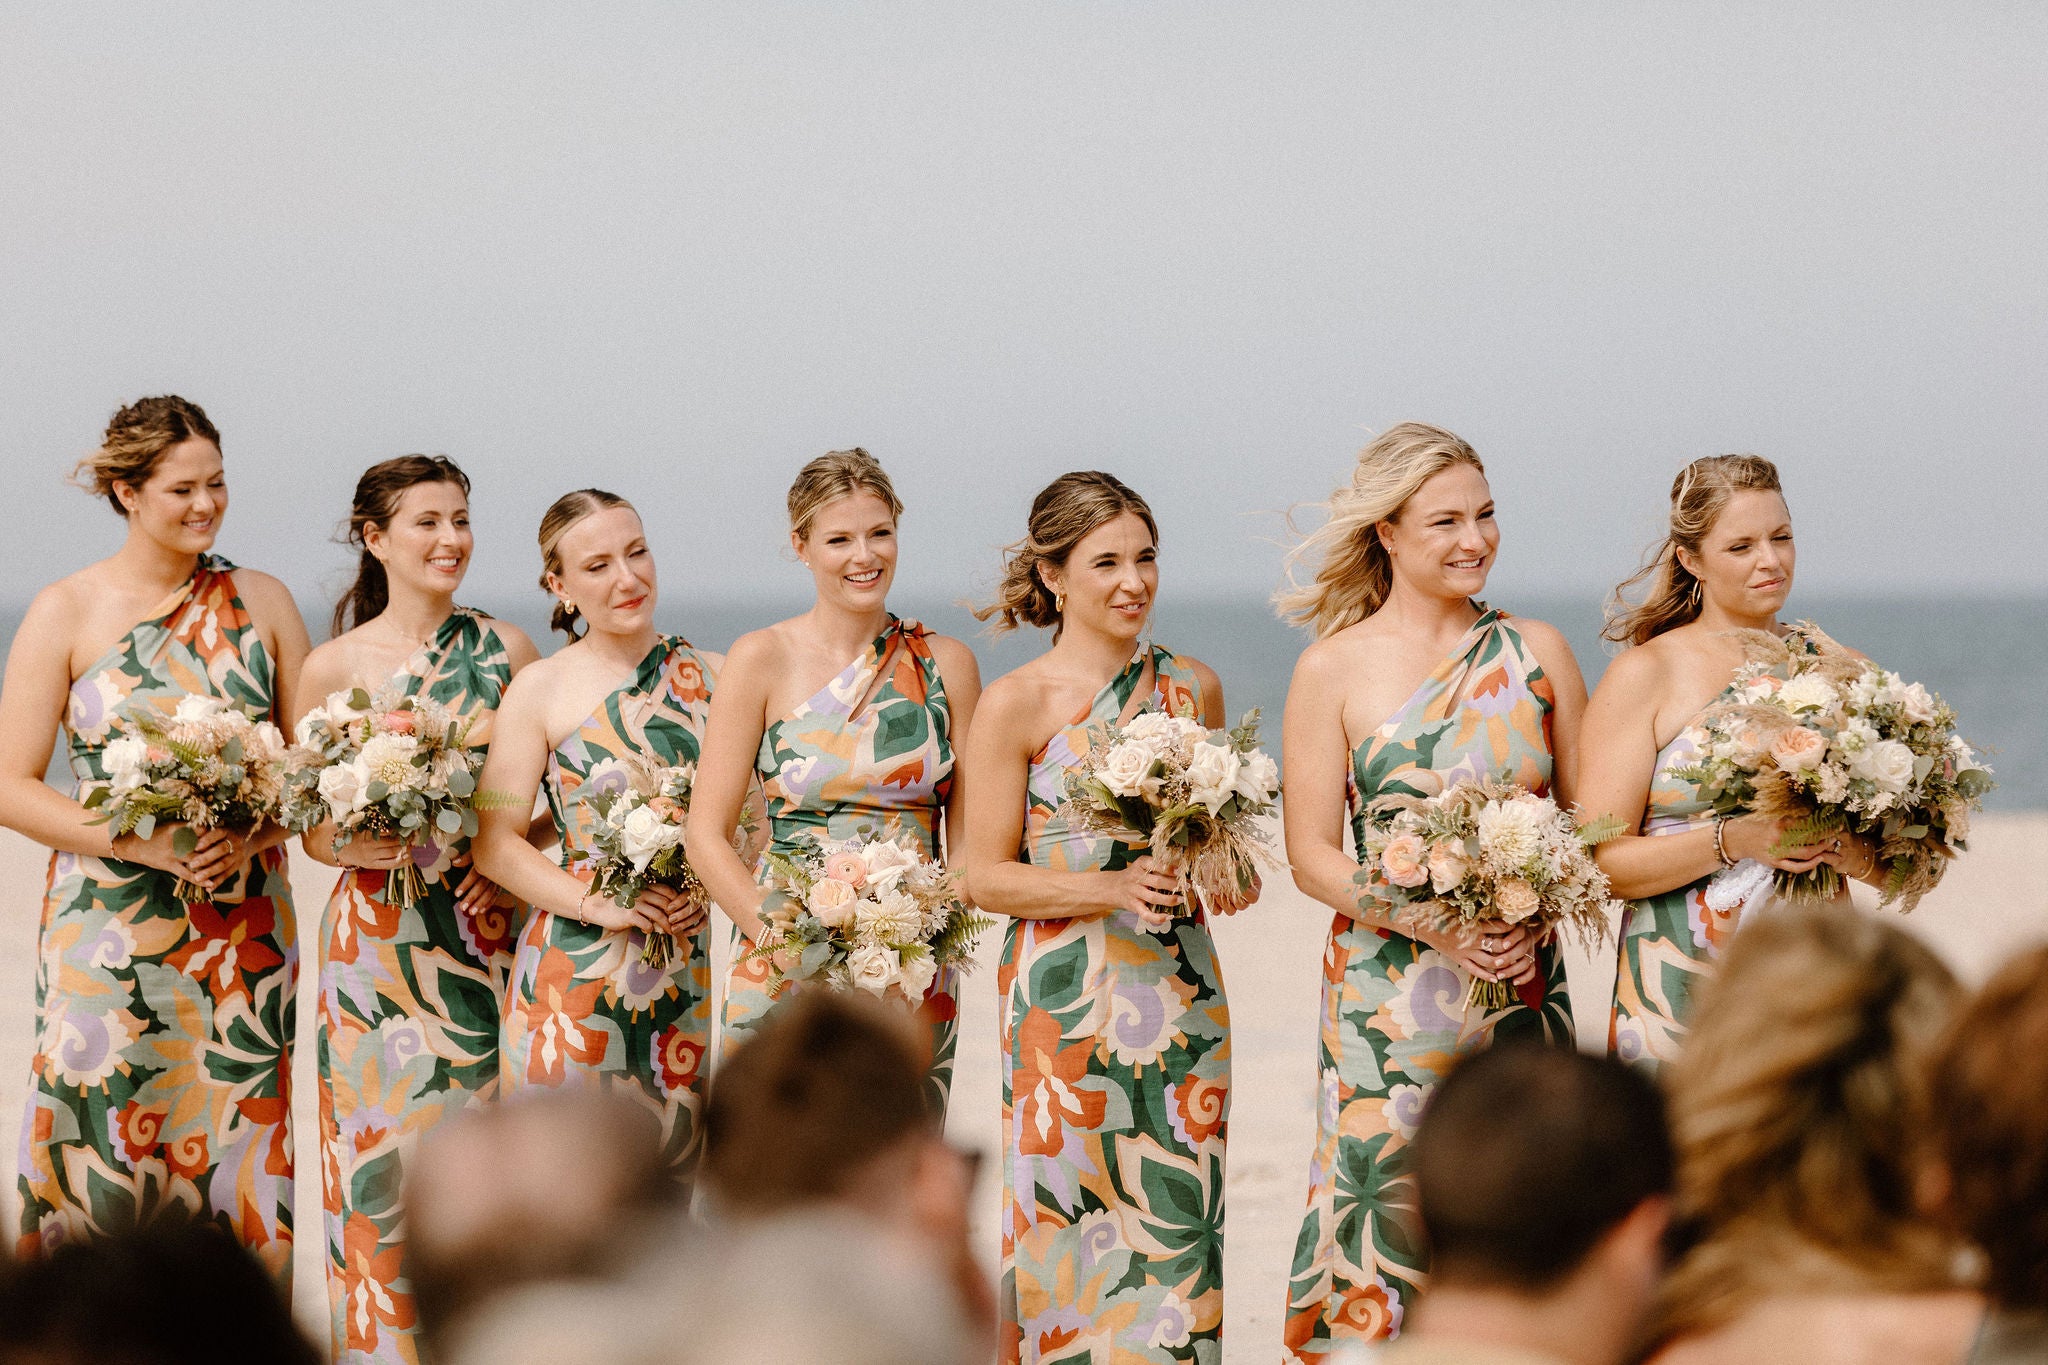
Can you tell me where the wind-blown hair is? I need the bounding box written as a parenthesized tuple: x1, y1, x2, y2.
(71, 395, 221, 517)
(788, 448, 903, 542)
(974, 471, 1157, 635)
(333, 455, 471, 638)
(1273, 423, 1484, 638)
(1650, 902, 1964, 1347)
(1602, 454, 1784, 647)
(538, 488, 634, 640)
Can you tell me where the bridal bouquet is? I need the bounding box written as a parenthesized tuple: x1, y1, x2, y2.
(1059, 708, 1282, 917)
(575, 755, 704, 968)
(282, 685, 482, 910)
(86, 695, 292, 902)
(1357, 778, 1622, 1010)
(752, 833, 989, 1005)
(1674, 624, 1994, 912)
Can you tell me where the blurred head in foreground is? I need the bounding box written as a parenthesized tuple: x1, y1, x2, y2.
(1380, 1042, 1672, 1365)
(405, 1085, 676, 1356)
(1650, 902, 1973, 1360)
(1932, 943, 2048, 1353)
(0, 1209, 317, 1365)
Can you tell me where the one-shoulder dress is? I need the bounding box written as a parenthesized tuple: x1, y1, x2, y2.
(317, 607, 521, 1364)
(499, 637, 718, 1185)
(721, 616, 961, 1115)
(1001, 645, 1231, 1365)
(1283, 609, 1572, 1359)
(18, 554, 297, 1282)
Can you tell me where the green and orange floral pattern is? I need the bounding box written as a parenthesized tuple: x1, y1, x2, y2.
(1001, 646, 1230, 1365)
(721, 617, 960, 1114)
(500, 638, 716, 1184)
(1283, 610, 1572, 1360)
(316, 608, 519, 1364)
(18, 555, 297, 1284)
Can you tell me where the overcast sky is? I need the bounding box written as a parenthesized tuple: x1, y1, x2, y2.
(4, 2, 2043, 623)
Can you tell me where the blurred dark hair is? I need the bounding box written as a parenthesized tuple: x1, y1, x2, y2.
(333, 454, 471, 637)
(1932, 942, 2048, 1310)
(704, 990, 934, 1215)
(1412, 1041, 1674, 1291)
(0, 1209, 317, 1365)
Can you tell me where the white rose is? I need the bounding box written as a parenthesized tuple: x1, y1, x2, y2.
(1848, 738, 1916, 794)
(1234, 749, 1280, 805)
(1185, 741, 1243, 815)
(618, 803, 679, 872)
(844, 942, 901, 997)
(1476, 799, 1546, 870)
(858, 837, 922, 892)
(896, 950, 938, 1000)
(1892, 681, 1937, 725)
(171, 694, 227, 724)
(318, 759, 370, 818)
(1121, 711, 1175, 744)
(1775, 675, 1839, 716)
(1098, 740, 1164, 801)
(103, 735, 149, 780)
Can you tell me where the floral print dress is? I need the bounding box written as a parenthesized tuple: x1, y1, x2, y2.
(720, 617, 961, 1115)
(18, 554, 297, 1283)
(317, 607, 520, 1364)
(1001, 645, 1231, 1365)
(499, 637, 717, 1185)
(1283, 609, 1572, 1360)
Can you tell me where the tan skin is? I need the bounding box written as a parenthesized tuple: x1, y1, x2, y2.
(1281, 464, 1589, 986)
(292, 479, 546, 916)
(685, 492, 982, 941)
(472, 506, 709, 937)
(0, 438, 310, 890)
(958, 511, 1245, 926)
(1578, 489, 1885, 898)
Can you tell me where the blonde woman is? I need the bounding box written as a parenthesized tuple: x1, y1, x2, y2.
(1645, 902, 1980, 1363)
(475, 489, 719, 1185)
(956, 470, 1236, 1363)
(0, 397, 310, 1278)
(685, 449, 980, 1116)
(1578, 456, 1886, 1072)
(1274, 423, 1586, 1359)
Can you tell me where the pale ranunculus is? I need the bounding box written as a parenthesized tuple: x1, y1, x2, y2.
(1427, 841, 1470, 894)
(1776, 674, 1840, 716)
(1476, 800, 1545, 870)
(1768, 726, 1827, 773)
(1099, 740, 1164, 801)
(1185, 741, 1243, 815)
(858, 838, 922, 891)
(1849, 739, 1916, 794)
(1379, 832, 1429, 888)
(1235, 749, 1281, 806)
(845, 941, 900, 997)
(318, 759, 370, 818)
(1494, 878, 1541, 923)
(896, 950, 938, 1000)
(823, 852, 869, 888)
(807, 877, 859, 928)
(619, 803, 679, 872)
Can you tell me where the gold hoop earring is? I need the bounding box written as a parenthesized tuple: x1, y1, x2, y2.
(1686, 579, 1701, 613)
(561, 600, 577, 617)
(1054, 591, 1065, 614)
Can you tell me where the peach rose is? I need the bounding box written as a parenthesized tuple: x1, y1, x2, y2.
(1379, 832, 1429, 889)
(823, 852, 868, 889)
(1427, 842, 1470, 894)
(644, 795, 682, 823)
(1494, 877, 1541, 923)
(806, 877, 859, 928)
(1769, 725, 1827, 772)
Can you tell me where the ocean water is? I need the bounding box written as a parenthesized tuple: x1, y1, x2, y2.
(4, 593, 2040, 807)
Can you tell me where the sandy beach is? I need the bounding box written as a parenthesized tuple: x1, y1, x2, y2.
(1, 815, 2042, 1359)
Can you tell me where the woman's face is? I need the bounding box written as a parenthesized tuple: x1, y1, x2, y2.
(1379, 462, 1498, 601)
(798, 491, 898, 612)
(551, 506, 657, 637)
(1684, 489, 1795, 619)
(366, 480, 472, 600)
(1049, 511, 1158, 644)
(120, 438, 227, 555)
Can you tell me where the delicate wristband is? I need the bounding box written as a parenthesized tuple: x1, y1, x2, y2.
(1713, 817, 1737, 868)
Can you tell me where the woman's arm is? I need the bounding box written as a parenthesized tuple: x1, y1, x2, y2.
(955, 676, 1177, 925)
(684, 632, 779, 943)
(931, 634, 983, 868)
(1519, 618, 1590, 809)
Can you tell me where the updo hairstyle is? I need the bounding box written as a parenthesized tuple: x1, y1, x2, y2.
(537, 488, 634, 640)
(1602, 454, 1784, 647)
(70, 395, 221, 517)
(975, 471, 1157, 634)
(787, 448, 903, 543)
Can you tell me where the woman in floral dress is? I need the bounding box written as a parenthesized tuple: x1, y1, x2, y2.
(688, 449, 980, 1116)
(957, 471, 1238, 1365)
(1273, 424, 1587, 1358)
(1579, 455, 1883, 1073)
(0, 397, 310, 1280)
(294, 456, 541, 1363)
(474, 489, 720, 1184)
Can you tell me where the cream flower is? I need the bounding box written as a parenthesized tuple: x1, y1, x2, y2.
(317, 759, 371, 818)
(1235, 749, 1281, 805)
(1185, 741, 1242, 815)
(853, 888, 923, 944)
(1768, 726, 1827, 773)
(1775, 674, 1840, 716)
(1494, 878, 1541, 923)
(1476, 799, 1545, 870)
(102, 736, 150, 794)
(845, 941, 901, 997)
(359, 733, 421, 789)
(1848, 738, 1916, 793)
(1426, 841, 1469, 894)
(858, 838, 921, 891)
(1099, 740, 1164, 801)
(896, 950, 938, 1001)
(806, 877, 859, 929)
(1891, 680, 1938, 725)
(1379, 832, 1429, 888)
(619, 803, 680, 872)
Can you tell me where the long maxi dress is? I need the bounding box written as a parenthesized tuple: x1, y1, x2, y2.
(17, 554, 297, 1281)
(1001, 645, 1231, 1365)
(720, 616, 961, 1116)
(317, 607, 521, 1364)
(499, 637, 718, 1186)
(1283, 609, 1573, 1360)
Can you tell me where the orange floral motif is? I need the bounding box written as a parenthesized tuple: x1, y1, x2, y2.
(341, 1210, 417, 1353)
(522, 947, 610, 1084)
(651, 1027, 703, 1098)
(114, 1102, 166, 1166)
(1014, 1006, 1109, 1158)
(166, 896, 285, 1003)
(1173, 1075, 1227, 1146)
(164, 1129, 210, 1181)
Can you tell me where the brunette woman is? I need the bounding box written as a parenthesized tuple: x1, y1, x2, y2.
(1273, 423, 1587, 1358)
(0, 397, 309, 1280)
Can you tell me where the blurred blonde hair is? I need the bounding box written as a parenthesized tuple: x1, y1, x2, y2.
(787, 448, 902, 543)
(1273, 422, 1484, 638)
(71, 395, 220, 517)
(1602, 454, 1783, 647)
(1652, 902, 1965, 1346)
